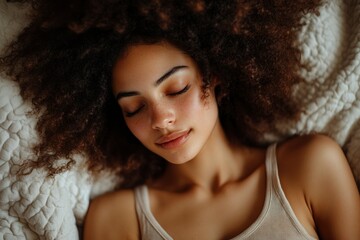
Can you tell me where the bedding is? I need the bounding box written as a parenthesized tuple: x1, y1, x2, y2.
(0, 0, 359, 239)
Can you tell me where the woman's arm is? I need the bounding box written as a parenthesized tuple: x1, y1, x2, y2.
(282, 135, 360, 239)
(306, 136, 359, 239)
(83, 190, 139, 240)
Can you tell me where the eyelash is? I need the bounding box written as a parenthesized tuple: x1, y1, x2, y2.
(124, 84, 191, 117)
(168, 84, 190, 96)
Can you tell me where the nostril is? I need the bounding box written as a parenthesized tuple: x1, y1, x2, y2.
(151, 104, 176, 129)
(152, 116, 175, 130)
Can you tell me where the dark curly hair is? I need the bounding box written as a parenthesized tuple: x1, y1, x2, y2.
(0, 0, 322, 187)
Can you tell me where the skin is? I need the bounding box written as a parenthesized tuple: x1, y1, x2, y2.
(83, 42, 360, 240)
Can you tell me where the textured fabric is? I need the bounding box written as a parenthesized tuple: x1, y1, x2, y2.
(1, 0, 360, 238)
(134, 144, 317, 240)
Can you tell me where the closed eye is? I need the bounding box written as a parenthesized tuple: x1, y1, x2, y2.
(124, 105, 144, 117)
(123, 85, 190, 117)
(168, 84, 190, 96)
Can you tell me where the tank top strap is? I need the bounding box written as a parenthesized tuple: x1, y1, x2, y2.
(134, 185, 173, 240)
(264, 143, 277, 192)
(265, 143, 317, 240)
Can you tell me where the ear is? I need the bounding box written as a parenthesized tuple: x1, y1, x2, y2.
(211, 76, 227, 105)
(210, 76, 220, 88)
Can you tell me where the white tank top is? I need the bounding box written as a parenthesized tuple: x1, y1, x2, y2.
(134, 144, 317, 239)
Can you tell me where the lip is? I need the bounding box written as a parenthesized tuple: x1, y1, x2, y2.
(155, 129, 191, 149)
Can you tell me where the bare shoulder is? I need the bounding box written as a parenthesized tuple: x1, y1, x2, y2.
(83, 189, 139, 240)
(277, 134, 354, 185)
(277, 134, 360, 239)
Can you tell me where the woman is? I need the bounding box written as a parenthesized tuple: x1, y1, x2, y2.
(84, 42, 360, 240)
(1, 0, 359, 239)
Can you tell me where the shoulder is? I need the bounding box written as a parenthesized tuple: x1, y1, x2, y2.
(277, 134, 360, 239)
(277, 134, 345, 167)
(276, 134, 353, 186)
(278, 133, 343, 159)
(83, 189, 139, 240)
(276, 134, 357, 194)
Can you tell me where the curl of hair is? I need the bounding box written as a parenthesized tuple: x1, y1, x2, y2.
(0, 0, 322, 187)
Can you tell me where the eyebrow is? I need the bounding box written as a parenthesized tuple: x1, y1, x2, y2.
(154, 65, 188, 86)
(116, 65, 188, 101)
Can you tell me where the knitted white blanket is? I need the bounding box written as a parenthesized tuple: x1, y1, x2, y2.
(0, 0, 359, 239)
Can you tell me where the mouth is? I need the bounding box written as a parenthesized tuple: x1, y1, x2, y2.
(155, 129, 191, 149)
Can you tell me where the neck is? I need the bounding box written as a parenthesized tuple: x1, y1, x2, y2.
(156, 120, 248, 192)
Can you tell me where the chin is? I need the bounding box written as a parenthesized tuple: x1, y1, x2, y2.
(167, 157, 192, 165)
(161, 149, 198, 165)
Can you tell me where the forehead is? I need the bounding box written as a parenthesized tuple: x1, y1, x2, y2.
(112, 42, 198, 90)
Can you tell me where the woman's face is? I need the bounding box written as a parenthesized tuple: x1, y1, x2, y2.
(112, 42, 219, 164)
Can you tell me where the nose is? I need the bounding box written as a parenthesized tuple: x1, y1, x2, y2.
(151, 103, 175, 130)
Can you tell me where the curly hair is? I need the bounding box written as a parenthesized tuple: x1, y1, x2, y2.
(0, 0, 322, 187)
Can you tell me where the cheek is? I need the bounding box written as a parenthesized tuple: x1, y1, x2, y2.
(125, 117, 149, 141)
(179, 89, 202, 115)
(180, 89, 217, 120)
